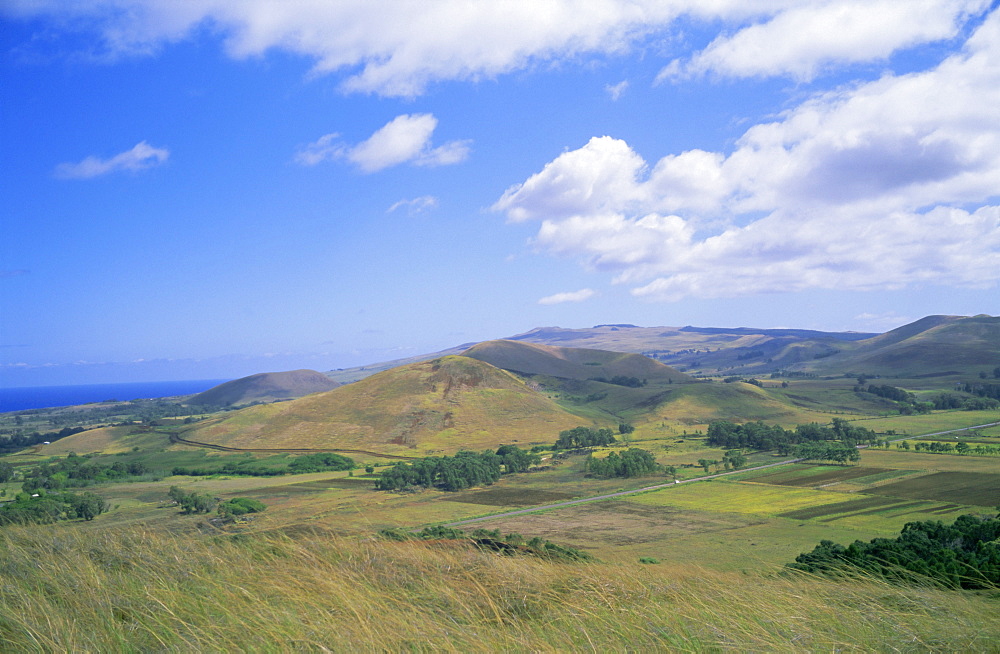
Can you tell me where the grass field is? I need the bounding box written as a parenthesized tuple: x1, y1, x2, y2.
(2, 523, 997, 652)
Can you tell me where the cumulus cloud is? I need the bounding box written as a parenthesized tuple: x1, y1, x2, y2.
(538, 288, 597, 305)
(496, 11, 1000, 300)
(54, 141, 169, 179)
(387, 195, 439, 215)
(295, 114, 469, 173)
(661, 0, 990, 82)
(3, 0, 681, 96)
(10, 1, 986, 95)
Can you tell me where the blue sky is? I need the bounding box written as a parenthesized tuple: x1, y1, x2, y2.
(2, 1, 999, 386)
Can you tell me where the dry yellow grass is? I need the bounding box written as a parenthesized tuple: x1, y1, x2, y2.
(1, 522, 996, 652)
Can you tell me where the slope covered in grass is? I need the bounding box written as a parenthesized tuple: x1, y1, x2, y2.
(188, 369, 340, 407)
(1, 523, 996, 652)
(802, 314, 1000, 377)
(462, 339, 694, 383)
(185, 356, 585, 455)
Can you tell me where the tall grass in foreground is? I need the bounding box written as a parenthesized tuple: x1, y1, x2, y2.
(0, 524, 997, 652)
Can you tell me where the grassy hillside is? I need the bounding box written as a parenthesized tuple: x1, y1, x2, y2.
(325, 323, 878, 381)
(462, 339, 694, 383)
(184, 356, 585, 455)
(187, 369, 340, 407)
(796, 314, 1000, 377)
(1, 522, 996, 652)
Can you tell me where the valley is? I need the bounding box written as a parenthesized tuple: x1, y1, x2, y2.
(1, 314, 998, 650)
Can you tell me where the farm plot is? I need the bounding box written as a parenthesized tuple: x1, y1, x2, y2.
(747, 465, 897, 487)
(860, 449, 1000, 472)
(863, 471, 1000, 507)
(442, 487, 575, 507)
(630, 480, 847, 517)
(478, 499, 764, 548)
(777, 496, 903, 520)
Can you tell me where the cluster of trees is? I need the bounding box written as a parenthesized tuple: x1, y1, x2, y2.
(0, 489, 109, 525)
(495, 445, 540, 473)
(901, 440, 1000, 456)
(961, 382, 1000, 401)
(928, 394, 1000, 410)
(166, 487, 266, 518)
(860, 384, 912, 402)
(588, 375, 647, 388)
(376, 446, 539, 492)
(707, 419, 876, 454)
(217, 497, 267, 518)
(167, 486, 216, 514)
(723, 377, 762, 387)
(20, 453, 149, 492)
(554, 426, 617, 449)
(794, 442, 861, 464)
(697, 449, 748, 473)
(379, 525, 593, 562)
(586, 448, 660, 478)
(790, 513, 1000, 589)
(171, 452, 355, 477)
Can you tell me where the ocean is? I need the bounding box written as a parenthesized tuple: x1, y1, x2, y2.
(0, 379, 231, 413)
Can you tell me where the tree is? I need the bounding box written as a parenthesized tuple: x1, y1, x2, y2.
(218, 497, 266, 517)
(0, 461, 14, 484)
(69, 492, 109, 521)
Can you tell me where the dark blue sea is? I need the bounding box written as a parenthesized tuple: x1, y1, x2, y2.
(0, 379, 230, 413)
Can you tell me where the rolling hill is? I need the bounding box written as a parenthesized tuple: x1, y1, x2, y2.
(187, 369, 340, 407)
(323, 315, 997, 382)
(184, 355, 586, 455)
(793, 314, 1000, 377)
(325, 323, 879, 381)
(461, 339, 694, 384)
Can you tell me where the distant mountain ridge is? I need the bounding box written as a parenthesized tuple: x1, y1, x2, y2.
(326, 315, 997, 382)
(461, 340, 694, 384)
(188, 369, 340, 407)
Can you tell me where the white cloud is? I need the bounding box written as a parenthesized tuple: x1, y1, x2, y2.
(293, 133, 342, 166)
(496, 11, 1000, 300)
(538, 288, 597, 305)
(54, 141, 169, 179)
(387, 195, 439, 215)
(662, 0, 990, 82)
(605, 80, 629, 100)
(3, 0, 681, 96)
(12, 1, 985, 95)
(296, 114, 469, 173)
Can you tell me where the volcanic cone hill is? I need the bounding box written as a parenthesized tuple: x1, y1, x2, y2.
(188, 369, 340, 407)
(183, 355, 585, 454)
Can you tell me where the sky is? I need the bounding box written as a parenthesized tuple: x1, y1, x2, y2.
(2, 0, 999, 387)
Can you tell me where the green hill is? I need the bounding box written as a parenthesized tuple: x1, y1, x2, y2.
(187, 369, 340, 407)
(185, 355, 585, 455)
(797, 314, 1000, 377)
(461, 339, 694, 384)
(325, 323, 877, 381)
